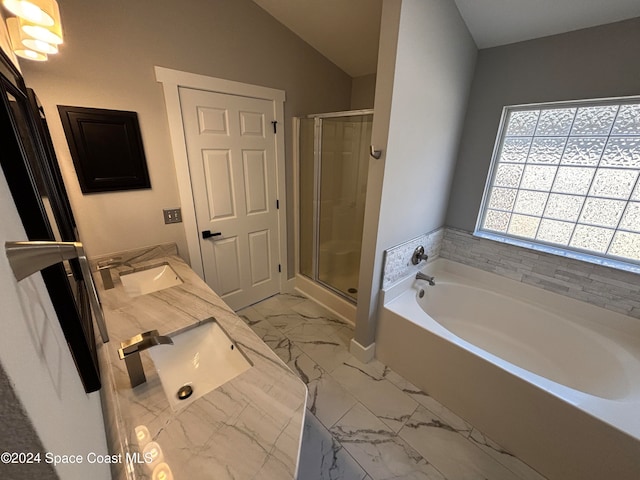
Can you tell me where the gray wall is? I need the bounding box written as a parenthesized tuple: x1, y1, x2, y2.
(351, 73, 377, 110)
(355, 0, 401, 350)
(446, 17, 640, 231)
(22, 0, 353, 278)
(355, 0, 477, 346)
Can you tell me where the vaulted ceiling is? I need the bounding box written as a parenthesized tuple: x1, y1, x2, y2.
(253, 0, 640, 77)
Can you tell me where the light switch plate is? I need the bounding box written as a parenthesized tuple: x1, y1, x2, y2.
(163, 208, 182, 224)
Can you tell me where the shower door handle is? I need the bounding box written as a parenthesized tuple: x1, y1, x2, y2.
(202, 230, 222, 239)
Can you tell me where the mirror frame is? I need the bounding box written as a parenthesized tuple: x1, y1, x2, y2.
(0, 49, 101, 392)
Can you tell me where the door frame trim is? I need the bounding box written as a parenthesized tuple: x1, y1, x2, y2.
(155, 66, 287, 289)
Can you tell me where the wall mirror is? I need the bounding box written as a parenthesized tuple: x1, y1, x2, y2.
(0, 50, 101, 392)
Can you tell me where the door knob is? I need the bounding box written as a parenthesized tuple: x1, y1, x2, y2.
(202, 230, 222, 239)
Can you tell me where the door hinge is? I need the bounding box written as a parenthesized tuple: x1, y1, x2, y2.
(276, 199, 279, 209)
(271, 120, 277, 134)
(278, 264, 282, 273)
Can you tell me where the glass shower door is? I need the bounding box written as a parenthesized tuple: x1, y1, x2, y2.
(298, 112, 372, 303)
(317, 114, 372, 300)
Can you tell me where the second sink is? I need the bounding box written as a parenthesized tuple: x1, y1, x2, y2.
(119, 263, 183, 297)
(148, 318, 252, 411)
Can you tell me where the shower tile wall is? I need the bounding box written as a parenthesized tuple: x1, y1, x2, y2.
(440, 228, 640, 319)
(382, 228, 444, 288)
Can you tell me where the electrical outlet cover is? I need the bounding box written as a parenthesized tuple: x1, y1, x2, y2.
(163, 208, 182, 224)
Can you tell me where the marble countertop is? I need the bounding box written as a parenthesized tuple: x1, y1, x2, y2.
(93, 244, 307, 480)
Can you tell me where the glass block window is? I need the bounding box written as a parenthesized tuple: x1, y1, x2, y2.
(476, 98, 640, 271)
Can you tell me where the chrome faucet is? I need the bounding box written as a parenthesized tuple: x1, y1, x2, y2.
(118, 330, 173, 387)
(416, 271, 436, 286)
(5, 241, 109, 343)
(411, 245, 429, 265)
(97, 257, 122, 290)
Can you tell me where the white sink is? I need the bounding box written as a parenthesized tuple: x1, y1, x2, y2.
(119, 264, 183, 297)
(148, 318, 252, 411)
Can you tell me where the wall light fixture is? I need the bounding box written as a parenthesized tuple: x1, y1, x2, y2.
(3, 0, 56, 26)
(6, 16, 47, 61)
(3, 0, 63, 61)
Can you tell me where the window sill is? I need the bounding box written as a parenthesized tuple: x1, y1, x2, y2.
(474, 230, 640, 275)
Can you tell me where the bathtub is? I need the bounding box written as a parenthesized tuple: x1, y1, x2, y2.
(376, 258, 640, 480)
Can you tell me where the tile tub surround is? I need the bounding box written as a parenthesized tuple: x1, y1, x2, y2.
(382, 228, 444, 289)
(382, 227, 640, 320)
(93, 247, 307, 480)
(440, 228, 640, 320)
(238, 294, 546, 480)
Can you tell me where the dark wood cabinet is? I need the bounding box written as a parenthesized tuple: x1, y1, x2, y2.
(58, 105, 151, 193)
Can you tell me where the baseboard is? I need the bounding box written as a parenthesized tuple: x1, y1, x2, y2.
(350, 338, 376, 363)
(282, 276, 296, 294)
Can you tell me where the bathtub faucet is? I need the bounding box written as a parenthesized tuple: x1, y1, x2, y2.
(416, 272, 435, 286)
(411, 246, 429, 265)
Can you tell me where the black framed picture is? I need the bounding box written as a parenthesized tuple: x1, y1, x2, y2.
(57, 105, 151, 193)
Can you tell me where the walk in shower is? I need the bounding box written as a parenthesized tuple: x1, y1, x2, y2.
(298, 110, 373, 303)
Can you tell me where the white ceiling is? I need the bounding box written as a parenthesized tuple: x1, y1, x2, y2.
(253, 0, 640, 78)
(455, 0, 640, 49)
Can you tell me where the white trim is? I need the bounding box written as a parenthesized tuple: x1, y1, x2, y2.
(274, 94, 288, 290)
(283, 277, 297, 294)
(304, 108, 374, 119)
(155, 66, 286, 102)
(156, 78, 203, 277)
(350, 338, 376, 363)
(155, 66, 288, 291)
(292, 117, 301, 277)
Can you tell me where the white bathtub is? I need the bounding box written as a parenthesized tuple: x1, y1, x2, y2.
(377, 258, 640, 480)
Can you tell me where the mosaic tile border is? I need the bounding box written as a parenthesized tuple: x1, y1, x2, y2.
(440, 228, 640, 319)
(382, 227, 640, 319)
(382, 228, 444, 289)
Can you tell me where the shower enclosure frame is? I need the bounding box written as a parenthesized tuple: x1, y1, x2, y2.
(294, 109, 373, 309)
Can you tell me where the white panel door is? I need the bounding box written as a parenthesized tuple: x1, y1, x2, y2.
(179, 87, 280, 310)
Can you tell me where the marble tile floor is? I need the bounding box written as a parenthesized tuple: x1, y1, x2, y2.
(237, 293, 547, 480)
